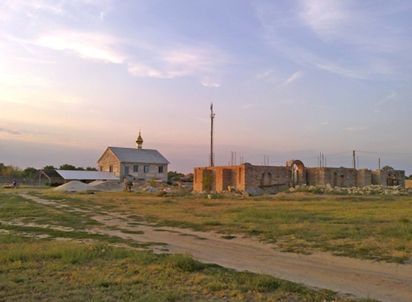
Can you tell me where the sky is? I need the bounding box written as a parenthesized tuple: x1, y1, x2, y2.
(0, 0, 411, 174)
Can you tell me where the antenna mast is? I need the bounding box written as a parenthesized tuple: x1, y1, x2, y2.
(210, 103, 216, 167)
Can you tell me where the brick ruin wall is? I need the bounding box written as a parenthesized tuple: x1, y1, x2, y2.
(306, 168, 357, 187)
(193, 164, 290, 193)
(193, 163, 406, 193)
(372, 169, 405, 187)
(243, 164, 289, 192)
(194, 166, 246, 193)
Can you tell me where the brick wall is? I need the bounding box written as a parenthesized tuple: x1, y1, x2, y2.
(97, 149, 121, 176)
(194, 163, 406, 193)
(307, 167, 357, 187)
(243, 164, 289, 189)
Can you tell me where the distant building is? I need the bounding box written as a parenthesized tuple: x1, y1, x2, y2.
(55, 170, 119, 183)
(97, 132, 169, 181)
(193, 161, 405, 193)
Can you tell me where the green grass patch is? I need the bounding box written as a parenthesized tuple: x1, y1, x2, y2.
(0, 193, 100, 230)
(0, 232, 361, 302)
(32, 190, 412, 263)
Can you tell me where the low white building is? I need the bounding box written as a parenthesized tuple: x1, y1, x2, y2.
(97, 132, 169, 181)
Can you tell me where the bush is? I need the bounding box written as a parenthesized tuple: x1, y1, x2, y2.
(165, 254, 206, 272)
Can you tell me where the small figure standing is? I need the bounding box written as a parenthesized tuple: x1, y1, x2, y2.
(123, 177, 133, 192)
(12, 179, 17, 189)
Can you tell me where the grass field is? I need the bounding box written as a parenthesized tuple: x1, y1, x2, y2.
(33, 189, 412, 263)
(0, 190, 368, 302)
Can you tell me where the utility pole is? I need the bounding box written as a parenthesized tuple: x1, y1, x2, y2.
(210, 103, 215, 167)
(352, 150, 356, 170)
(378, 158, 381, 170)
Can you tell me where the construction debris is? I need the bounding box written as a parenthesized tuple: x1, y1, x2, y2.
(289, 184, 411, 195)
(89, 180, 122, 192)
(53, 181, 91, 193)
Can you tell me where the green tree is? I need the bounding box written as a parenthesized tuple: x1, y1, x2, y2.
(0, 164, 21, 177)
(168, 171, 185, 182)
(42, 165, 56, 173)
(23, 167, 38, 178)
(59, 164, 77, 170)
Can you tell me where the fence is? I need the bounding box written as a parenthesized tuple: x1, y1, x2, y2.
(0, 176, 44, 186)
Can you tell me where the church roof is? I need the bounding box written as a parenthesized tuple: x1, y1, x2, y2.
(108, 147, 169, 164)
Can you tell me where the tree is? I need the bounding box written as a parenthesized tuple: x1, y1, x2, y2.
(167, 171, 185, 182)
(59, 164, 77, 170)
(85, 167, 97, 171)
(0, 163, 21, 177)
(23, 167, 38, 178)
(43, 165, 56, 172)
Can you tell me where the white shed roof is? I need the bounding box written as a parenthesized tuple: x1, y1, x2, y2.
(56, 170, 119, 180)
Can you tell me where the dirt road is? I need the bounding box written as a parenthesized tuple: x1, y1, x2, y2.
(20, 193, 412, 302)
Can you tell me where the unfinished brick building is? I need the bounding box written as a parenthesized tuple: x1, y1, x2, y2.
(193, 161, 405, 193)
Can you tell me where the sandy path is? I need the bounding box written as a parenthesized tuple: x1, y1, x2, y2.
(20, 193, 412, 302)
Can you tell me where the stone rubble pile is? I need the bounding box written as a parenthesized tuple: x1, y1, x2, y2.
(288, 184, 411, 195)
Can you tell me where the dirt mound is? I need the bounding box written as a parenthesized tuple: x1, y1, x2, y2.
(54, 181, 90, 193)
(88, 180, 106, 186)
(88, 180, 122, 192)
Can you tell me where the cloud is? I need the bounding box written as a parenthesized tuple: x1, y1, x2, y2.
(200, 78, 220, 88)
(127, 63, 169, 79)
(283, 70, 303, 85)
(12, 28, 228, 82)
(254, 1, 412, 80)
(299, 0, 347, 38)
(33, 28, 227, 81)
(0, 0, 111, 21)
(374, 91, 399, 113)
(256, 70, 276, 81)
(37, 30, 124, 64)
(128, 46, 226, 80)
(0, 127, 21, 135)
(0, 0, 226, 83)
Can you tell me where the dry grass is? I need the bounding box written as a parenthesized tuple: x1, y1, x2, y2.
(34, 190, 412, 263)
(0, 190, 365, 302)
